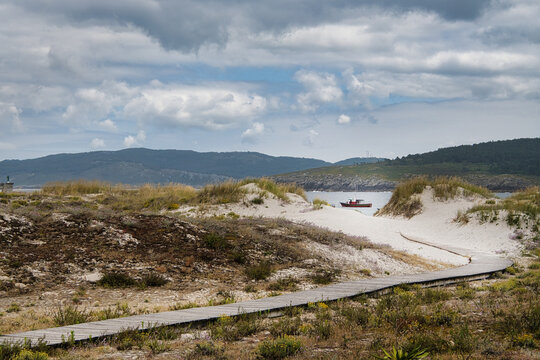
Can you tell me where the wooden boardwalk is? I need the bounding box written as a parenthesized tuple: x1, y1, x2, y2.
(0, 235, 512, 347)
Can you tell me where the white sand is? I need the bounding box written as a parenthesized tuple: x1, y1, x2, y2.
(175, 184, 522, 267)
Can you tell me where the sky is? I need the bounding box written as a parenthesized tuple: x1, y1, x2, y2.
(0, 0, 539, 162)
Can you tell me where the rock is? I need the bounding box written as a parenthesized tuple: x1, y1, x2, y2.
(83, 271, 103, 283)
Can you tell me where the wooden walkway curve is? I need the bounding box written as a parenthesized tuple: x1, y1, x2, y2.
(0, 234, 513, 347)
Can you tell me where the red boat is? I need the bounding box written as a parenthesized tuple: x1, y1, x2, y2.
(340, 199, 372, 208)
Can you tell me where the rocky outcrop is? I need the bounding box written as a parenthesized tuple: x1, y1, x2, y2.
(272, 173, 539, 192)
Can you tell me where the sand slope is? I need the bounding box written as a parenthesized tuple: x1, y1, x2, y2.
(179, 185, 522, 266)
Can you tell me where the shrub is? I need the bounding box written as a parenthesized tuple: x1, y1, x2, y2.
(451, 323, 476, 355)
(53, 305, 90, 326)
(6, 303, 21, 313)
(340, 305, 370, 326)
(270, 317, 302, 337)
(256, 336, 302, 359)
(418, 287, 451, 304)
(310, 269, 340, 284)
(203, 233, 230, 250)
(95, 303, 133, 320)
(372, 345, 429, 360)
(147, 339, 170, 354)
(113, 329, 147, 350)
(251, 197, 264, 205)
(245, 262, 273, 280)
(192, 341, 225, 357)
(12, 350, 49, 360)
(140, 273, 168, 287)
(404, 333, 449, 354)
(267, 277, 298, 291)
(312, 198, 329, 210)
(211, 315, 261, 341)
(97, 272, 137, 288)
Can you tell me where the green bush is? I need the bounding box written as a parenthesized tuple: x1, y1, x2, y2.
(373, 345, 428, 360)
(53, 305, 90, 326)
(12, 350, 49, 360)
(192, 341, 225, 357)
(140, 273, 168, 287)
(267, 277, 298, 291)
(211, 315, 261, 341)
(97, 272, 137, 288)
(251, 197, 264, 205)
(203, 233, 230, 250)
(270, 317, 302, 337)
(310, 269, 340, 284)
(245, 262, 273, 280)
(256, 336, 302, 359)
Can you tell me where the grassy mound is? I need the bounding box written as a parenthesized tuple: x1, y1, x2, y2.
(377, 177, 492, 218)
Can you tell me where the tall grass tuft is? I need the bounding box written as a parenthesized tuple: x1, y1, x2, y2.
(41, 180, 114, 195)
(240, 178, 306, 201)
(195, 181, 246, 204)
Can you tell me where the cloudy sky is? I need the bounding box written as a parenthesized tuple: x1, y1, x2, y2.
(0, 0, 539, 162)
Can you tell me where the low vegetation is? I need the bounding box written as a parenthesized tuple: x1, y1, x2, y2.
(312, 198, 329, 210)
(455, 186, 540, 249)
(36, 178, 305, 212)
(2, 255, 538, 359)
(377, 176, 492, 218)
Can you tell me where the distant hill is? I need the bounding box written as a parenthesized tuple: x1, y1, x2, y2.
(272, 138, 540, 192)
(333, 157, 387, 166)
(0, 149, 331, 187)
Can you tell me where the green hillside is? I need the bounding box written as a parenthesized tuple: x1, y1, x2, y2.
(273, 138, 540, 191)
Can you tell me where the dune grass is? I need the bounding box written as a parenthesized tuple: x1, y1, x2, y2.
(458, 187, 540, 235)
(41, 180, 115, 195)
(240, 178, 306, 201)
(37, 178, 305, 211)
(377, 176, 492, 218)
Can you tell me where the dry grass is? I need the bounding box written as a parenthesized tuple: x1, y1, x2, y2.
(377, 176, 492, 218)
(41, 180, 115, 195)
(37, 178, 304, 211)
(240, 178, 306, 201)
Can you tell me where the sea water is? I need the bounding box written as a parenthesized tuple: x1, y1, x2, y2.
(306, 191, 392, 216)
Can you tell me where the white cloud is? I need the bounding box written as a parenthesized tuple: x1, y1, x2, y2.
(294, 70, 343, 112)
(123, 130, 146, 147)
(90, 138, 106, 149)
(337, 114, 351, 124)
(241, 122, 265, 143)
(123, 84, 267, 130)
(0, 102, 23, 132)
(98, 119, 117, 132)
(303, 129, 319, 146)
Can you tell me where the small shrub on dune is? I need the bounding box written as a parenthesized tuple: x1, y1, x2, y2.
(140, 273, 168, 287)
(53, 305, 90, 326)
(12, 350, 49, 360)
(203, 233, 230, 250)
(245, 262, 273, 280)
(372, 345, 429, 360)
(310, 268, 341, 284)
(97, 272, 137, 288)
(256, 336, 302, 359)
(312, 198, 329, 210)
